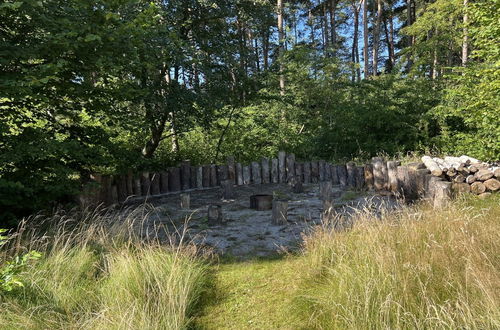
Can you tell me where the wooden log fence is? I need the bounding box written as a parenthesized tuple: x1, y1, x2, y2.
(84, 152, 494, 208)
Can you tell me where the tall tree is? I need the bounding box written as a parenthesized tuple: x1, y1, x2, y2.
(278, 0, 285, 95)
(363, 0, 370, 76)
(372, 0, 383, 74)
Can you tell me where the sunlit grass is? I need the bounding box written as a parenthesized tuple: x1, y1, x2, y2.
(296, 194, 500, 329)
(0, 206, 209, 330)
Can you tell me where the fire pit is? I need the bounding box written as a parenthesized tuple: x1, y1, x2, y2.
(250, 194, 273, 211)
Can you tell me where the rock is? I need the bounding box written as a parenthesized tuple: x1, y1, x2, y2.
(451, 182, 470, 195)
(483, 178, 500, 192)
(494, 168, 500, 178)
(475, 169, 494, 181)
(478, 192, 492, 199)
(470, 181, 486, 195)
(407, 162, 426, 170)
(465, 175, 476, 184)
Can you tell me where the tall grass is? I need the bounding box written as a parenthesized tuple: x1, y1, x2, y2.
(296, 195, 500, 329)
(0, 206, 209, 330)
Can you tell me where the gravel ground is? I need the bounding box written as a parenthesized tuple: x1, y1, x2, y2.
(123, 183, 399, 258)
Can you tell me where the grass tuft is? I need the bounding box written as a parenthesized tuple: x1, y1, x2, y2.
(296, 194, 500, 329)
(0, 206, 209, 330)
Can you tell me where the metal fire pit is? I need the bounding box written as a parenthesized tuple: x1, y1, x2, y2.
(249, 194, 273, 211)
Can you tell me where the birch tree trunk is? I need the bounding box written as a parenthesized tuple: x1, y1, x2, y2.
(462, 0, 468, 66)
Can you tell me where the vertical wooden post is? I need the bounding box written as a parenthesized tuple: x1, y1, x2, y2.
(243, 165, 251, 185)
(208, 204, 223, 225)
(426, 175, 441, 200)
(364, 164, 374, 190)
(110, 184, 119, 204)
(416, 169, 430, 197)
(180, 160, 191, 191)
(160, 171, 169, 193)
(216, 165, 228, 186)
(236, 163, 244, 185)
(150, 172, 161, 195)
(180, 193, 190, 209)
(278, 151, 286, 183)
(261, 157, 271, 183)
(295, 163, 303, 183)
(290, 176, 303, 193)
(355, 166, 365, 190)
(210, 165, 217, 187)
(117, 175, 128, 202)
(100, 175, 112, 205)
(133, 176, 142, 196)
(433, 181, 452, 208)
(196, 166, 203, 189)
(271, 158, 279, 183)
(331, 164, 339, 185)
(346, 162, 356, 188)
(387, 161, 400, 192)
(251, 161, 262, 184)
(303, 162, 311, 183)
(221, 179, 235, 199)
(272, 200, 288, 225)
(318, 160, 326, 182)
(126, 171, 134, 195)
(319, 181, 333, 200)
(168, 167, 181, 192)
(202, 165, 211, 188)
(140, 172, 151, 196)
(337, 165, 347, 187)
(227, 156, 236, 184)
(286, 153, 296, 182)
(372, 157, 388, 191)
(311, 161, 319, 183)
(396, 166, 410, 199)
(190, 166, 197, 189)
(324, 162, 332, 181)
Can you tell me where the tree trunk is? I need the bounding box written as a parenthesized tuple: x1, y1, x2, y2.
(462, 0, 468, 66)
(308, 9, 315, 46)
(323, 2, 330, 55)
(406, 0, 414, 71)
(372, 0, 382, 75)
(329, 0, 337, 53)
(362, 0, 369, 77)
(277, 0, 285, 96)
(383, 14, 395, 72)
(351, 1, 360, 82)
(263, 29, 270, 70)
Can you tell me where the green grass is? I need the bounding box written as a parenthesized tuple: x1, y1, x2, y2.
(295, 194, 500, 329)
(193, 256, 305, 329)
(0, 208, 209, 330)
(2, 194, 499, 329)
(194, 194, 500, 329)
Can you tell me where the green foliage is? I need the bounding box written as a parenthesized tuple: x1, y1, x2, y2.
(0, 229, 41, 293)
(433, 0, 500, 160)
